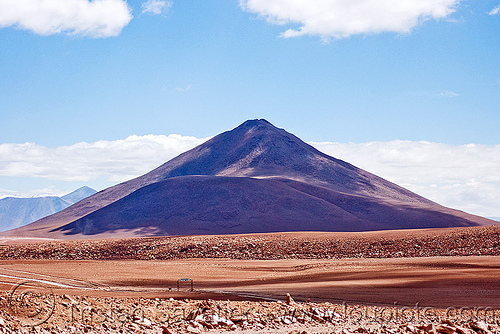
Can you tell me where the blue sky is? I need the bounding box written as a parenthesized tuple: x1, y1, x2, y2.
(0, 0, 499, 218)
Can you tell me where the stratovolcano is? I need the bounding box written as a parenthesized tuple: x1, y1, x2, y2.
(3, 119, 494, 239)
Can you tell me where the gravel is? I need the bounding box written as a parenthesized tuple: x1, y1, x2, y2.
(0, 226, 499, 261)
(1, 291, 498, 333)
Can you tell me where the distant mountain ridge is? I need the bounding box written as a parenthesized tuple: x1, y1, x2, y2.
(0, 186, 96, 232)
(2, 120, 495, 239)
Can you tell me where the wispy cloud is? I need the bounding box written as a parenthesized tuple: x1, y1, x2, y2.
(239, 0, 460, 40)
(176, 84, 192, 92)
(488, 5, 500, 15)
(142, 0, 173, 15)
(410, 90, 460, 98)
(0, 0, 132, 38)
(440, 90, 460, 97)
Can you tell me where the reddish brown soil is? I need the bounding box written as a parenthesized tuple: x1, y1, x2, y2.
(1, 257, 500, 308)
(1, 227, 500, 333)
(2, 290, 496, 334)
(0, 226, 499, 260)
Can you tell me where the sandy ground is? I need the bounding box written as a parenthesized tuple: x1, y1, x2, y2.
(1, 257, 500, 333)
(1, 256, 500, 308)
(1, 228, 500, 333)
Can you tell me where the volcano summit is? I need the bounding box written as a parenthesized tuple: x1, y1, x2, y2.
(4, 119, 494, 239)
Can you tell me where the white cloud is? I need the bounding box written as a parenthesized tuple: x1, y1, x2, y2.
(0, 134, 208, 184)
(0, 186, 67, 199)
(240, 0, 459, 40)
(440, 90, 460, 97)
(489, 5, 500, 15)
(0, 0, 132, 37)
(142, 0, 173, 15)
(176, 84, 192, 92)
(1, 135, 499, 218)
(410, 90, 460, 98)
(310, 141, 500, 217)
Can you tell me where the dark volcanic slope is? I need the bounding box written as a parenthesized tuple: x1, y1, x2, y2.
(3, 119, 495, 239)
(54, 177, 481, 236)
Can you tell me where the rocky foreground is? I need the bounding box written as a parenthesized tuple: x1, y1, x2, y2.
(0, 226, 499, 260)
(1, 226, 500, 333)
(1, 290, 499, 334)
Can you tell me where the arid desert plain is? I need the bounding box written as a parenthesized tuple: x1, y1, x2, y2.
(0, 226, 500, 333)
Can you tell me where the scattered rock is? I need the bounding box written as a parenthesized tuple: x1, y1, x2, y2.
(436, 323, 456, 334)
(1, 226, 499, 260)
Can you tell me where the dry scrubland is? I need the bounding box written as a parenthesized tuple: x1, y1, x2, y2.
(0, 226, 500, 333)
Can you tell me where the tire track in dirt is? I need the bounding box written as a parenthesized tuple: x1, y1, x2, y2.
(0, 267, 109, 290)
